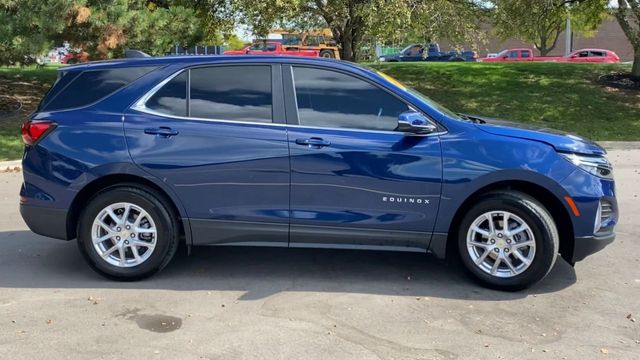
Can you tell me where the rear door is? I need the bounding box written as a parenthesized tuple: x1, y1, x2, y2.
(283, 65, 442, 250)
(124, 63, 290, 246)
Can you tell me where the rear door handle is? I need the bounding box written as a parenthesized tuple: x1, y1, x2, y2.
(144, 127, 179, 137)
(295, 137, 331, 148)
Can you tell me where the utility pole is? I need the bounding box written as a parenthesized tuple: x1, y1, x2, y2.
(564, 4, 572, 56)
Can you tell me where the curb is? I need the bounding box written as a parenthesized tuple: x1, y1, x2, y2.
(598, 141, 640, 150)
(0, 160, 21, 173)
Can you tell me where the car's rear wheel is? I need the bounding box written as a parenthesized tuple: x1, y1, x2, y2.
(77, 185, 179, 281)
(319, 50, 335, 58)
(457, 191, 559, 290)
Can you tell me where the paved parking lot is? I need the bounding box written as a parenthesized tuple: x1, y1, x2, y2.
(0, 149, 639, 359)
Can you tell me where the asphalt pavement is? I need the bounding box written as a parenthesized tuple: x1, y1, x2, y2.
(0, 149, 638, 359)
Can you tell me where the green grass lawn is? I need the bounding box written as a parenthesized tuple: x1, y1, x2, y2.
(370, 62, 639, 141)
(0, 62, 638, 161)
(0, 65, 59, 160)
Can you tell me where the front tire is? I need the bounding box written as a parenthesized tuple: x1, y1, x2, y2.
(457, 191, 559, 290)
(77, 185, 180, 281)
(319, 50, 335, 58)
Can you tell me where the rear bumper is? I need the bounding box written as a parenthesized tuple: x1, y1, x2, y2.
(570, 232, 615, 263)
(20, 204, 71, 240)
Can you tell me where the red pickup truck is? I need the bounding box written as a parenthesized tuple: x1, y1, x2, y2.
(223, 41, 319, 57)
(480, 48, 619, 63)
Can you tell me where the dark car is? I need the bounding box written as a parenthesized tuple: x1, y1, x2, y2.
(380, 44, 478, 62)
(20, 56, 617, 290)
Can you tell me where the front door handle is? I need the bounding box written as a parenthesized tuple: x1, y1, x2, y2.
(295, 137, 331, 148)
(144, 127, 179, 138)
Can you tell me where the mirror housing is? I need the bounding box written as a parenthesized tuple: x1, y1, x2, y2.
(397, 111, 437, 134)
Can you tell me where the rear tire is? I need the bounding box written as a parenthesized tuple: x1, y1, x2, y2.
(457, 191, 559, 290)
(77, 185, 180, 281)
(319, 50, 335, 58)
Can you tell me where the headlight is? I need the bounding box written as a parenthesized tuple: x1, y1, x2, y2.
(559, 153, 613, 179)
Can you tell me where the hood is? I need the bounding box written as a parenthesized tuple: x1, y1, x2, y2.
(464, 115, 606, 155)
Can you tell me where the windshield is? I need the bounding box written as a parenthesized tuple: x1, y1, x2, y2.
(376, 71, 462, 120)
(496, 50, 509, 57)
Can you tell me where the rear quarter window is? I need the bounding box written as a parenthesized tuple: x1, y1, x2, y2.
(41, 66, 158, 111)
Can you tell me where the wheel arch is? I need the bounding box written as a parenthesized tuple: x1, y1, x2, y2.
(66, 173, 191, 244)
(443, 180, 575, 264)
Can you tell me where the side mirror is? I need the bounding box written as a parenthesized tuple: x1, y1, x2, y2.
(397, 111, 437, 134)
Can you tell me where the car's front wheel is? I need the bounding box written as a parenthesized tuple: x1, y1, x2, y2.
(457, 191, 559, 290)
(77, 185, 180, 280)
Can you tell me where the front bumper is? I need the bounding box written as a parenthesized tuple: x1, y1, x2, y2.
(569, 232, 615, 264)
(20, 204, 70, 240)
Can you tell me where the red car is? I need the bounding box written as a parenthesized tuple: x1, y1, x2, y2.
(560, 49, 620, 63)
(61, 51, 89, 64)
(480, 48, 620, 63)
(223, 41, 319, 57)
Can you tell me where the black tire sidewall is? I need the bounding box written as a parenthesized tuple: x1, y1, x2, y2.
(320, 50, 334, 58)
(77, 187, 177, 280)
(457, 193, 557, 290)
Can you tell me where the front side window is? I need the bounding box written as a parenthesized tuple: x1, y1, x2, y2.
(190, 66, 272, 122)
(508, 51, 519, 58)
(292, 67, 409, 131)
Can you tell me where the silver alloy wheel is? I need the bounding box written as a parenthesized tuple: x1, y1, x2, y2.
(466, 211, 536, 278)
(91, 202, 157, 267)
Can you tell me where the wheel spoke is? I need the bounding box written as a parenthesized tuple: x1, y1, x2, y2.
(117, 247, 126, 266)
(507, 224, 527, 237)
(474, 249, 491, 265)
(491, 256, 502, 275)
(105, 207, 120, 225)
(121, 204, 131, 224)
(513, 240, 535, 249)
(102, 244, 118, 258)
(131, 245, 142, 263)
(97, 219, 114, 233)
(133, 240, 154, 249)
(472, 226, 491, 238)
(468, 240, 490, 249)
(485, 214, 495, 233)
(502, 212, 510, 231)
(93, 234, 113, 244)
(513, 249, 531, 265)
(503, 254, 518, 275)
(135, 227, 155, 234)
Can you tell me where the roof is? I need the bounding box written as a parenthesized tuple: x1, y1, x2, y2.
(62, 55, 358, 72)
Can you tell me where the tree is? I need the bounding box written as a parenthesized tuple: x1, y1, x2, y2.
(491, 0, 608, 56)
(232, 0, 486, 62)
(615, 0, 640, 77)
(0, 0, 78, 65)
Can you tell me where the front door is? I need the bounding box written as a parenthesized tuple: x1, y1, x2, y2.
(124, 64, 290, 246)
(284, 66, 442, 250)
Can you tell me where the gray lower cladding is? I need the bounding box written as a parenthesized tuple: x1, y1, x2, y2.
(189, 218, 446, 256)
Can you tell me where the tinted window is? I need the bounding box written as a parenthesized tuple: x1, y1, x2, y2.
(590, 51, 605, 57)
(190, 66, 272, 122)
(522, 50, 531, 58)
(145, 72, 187, 116)
(43, 66, 157, 111)
(293, 67, 409, 131)
(509, 51, 519, 58)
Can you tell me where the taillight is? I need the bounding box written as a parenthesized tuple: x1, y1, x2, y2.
(21, 120, 56, 145)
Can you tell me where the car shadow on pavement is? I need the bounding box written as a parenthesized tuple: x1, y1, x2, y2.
(0, 231, 577, 300)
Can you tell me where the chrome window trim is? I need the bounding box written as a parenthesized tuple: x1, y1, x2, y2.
(131, 67, 446, 137)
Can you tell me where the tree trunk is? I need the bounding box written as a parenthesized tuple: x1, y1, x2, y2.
(633, 49, 640, 78)
(538, 47, 551, 56)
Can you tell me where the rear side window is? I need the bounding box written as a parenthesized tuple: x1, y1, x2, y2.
(189, 66, 272, 122)
(42, 66, 158, 111)
(522, 50, 531, 58)
(145, 72, 187, 117)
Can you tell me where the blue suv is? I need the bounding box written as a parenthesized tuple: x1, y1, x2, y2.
(20, 56, 617, 289)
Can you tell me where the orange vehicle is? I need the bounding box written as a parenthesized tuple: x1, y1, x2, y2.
(271, 29, 341, 59)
